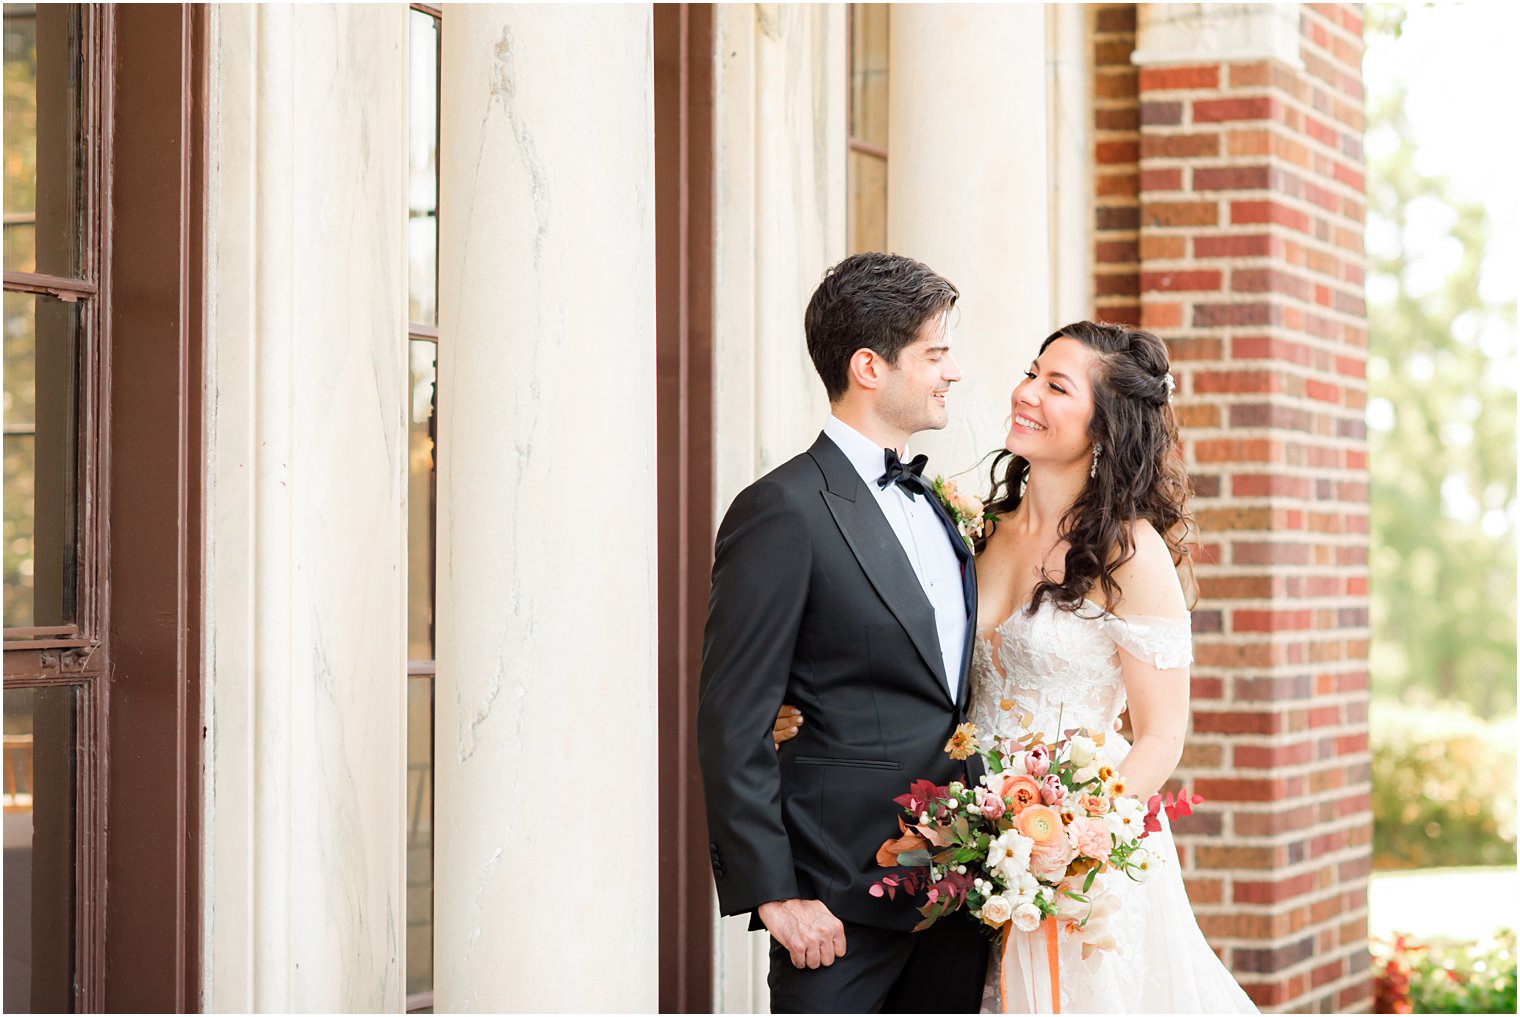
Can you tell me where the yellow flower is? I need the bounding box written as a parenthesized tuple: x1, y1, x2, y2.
(945, 723, 980, 761)
(1097, 766, 1114, 783)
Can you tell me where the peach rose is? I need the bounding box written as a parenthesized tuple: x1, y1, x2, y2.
(1000, 774, 1044, 815)
(1078, 794, 1111, 817)
(1069, 816, 1112, 862)
(1013, 804, 1063, 844)
(1029, 829, 1078, 881)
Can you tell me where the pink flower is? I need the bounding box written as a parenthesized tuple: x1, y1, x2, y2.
(1040, 774, 1066, 806)
(975, 787, 1006, 820)
(1029, 828, 1077, 881)
(1070, 817, 1112, 862)
(1078, 794, 1111, 817)
(1025, 745, 1051, 778)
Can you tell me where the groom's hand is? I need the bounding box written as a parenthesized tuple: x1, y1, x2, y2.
(758, 898, 848, 970)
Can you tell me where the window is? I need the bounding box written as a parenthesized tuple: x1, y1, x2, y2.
(848, 4, 889, 254)
(3, 3, 104, 1011)
(405, 4, 440, 1012)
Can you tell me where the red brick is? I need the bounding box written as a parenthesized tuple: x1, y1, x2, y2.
(1235, 741, 1316, 768)
(1138, 167, 1183, 192)
(1194, 234, 1273, 258)
(1141, 269, 1221, 293)
(1142, 200, 1219, 227)
(1139, 65, 1221, 92)
(1234, 870, 1317, 904)
(1194, 96, 1277, 123)
(1096, 139, 1140, 165)
(1234, 609, 1314, 632)
(1141, 132, 1220, 159)
(1231, 200, 1313, 233)
(1194, 165, 1272, 191)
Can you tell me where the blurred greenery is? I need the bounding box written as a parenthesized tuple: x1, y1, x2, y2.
(1374, 929, 1517, 1015)
(1365, 4, 1518, 718)
(1371, 702, 1516, 871)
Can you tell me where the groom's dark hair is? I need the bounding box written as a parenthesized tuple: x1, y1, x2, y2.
(804, 252, 959, 402)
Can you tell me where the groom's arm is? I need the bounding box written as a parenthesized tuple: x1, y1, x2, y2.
(696, 479, 810, 917)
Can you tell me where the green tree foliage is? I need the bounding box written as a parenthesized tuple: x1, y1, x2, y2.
(1366, 6, 1518, 716)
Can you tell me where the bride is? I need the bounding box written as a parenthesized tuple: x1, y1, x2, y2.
(774, 321, 1258, 1013)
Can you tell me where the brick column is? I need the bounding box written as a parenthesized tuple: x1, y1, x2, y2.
(1092, 4, 1141, 325)
(1111, 4, 1373, 1011)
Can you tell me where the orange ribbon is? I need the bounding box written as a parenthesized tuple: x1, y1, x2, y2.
(998, 919, 1061, 1014)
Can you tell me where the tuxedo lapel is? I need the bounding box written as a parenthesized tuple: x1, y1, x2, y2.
(809, 435, 955, 706)
(922, 492, 980, 715)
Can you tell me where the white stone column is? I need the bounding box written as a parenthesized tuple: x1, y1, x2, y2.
(887, 4, 1054, 481)
(1048, 4, 1096, 325)
(203, 4, 408, 1011)
(710, 5, 847, 1010)
(432, 6, 658, 1012)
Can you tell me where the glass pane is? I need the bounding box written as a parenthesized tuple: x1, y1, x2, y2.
(407, 10, 439, 328)
(4, 291, 79, 630)
(849, 151, 888, 255)
(3, 684, 79, 1014)
(849, 4, 889, 150)
(407, 340, 436, 663)
(405, 672, 433, 998)
(3, 4, 83, 278)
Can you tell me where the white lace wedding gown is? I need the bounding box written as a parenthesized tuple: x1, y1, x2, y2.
(966, 597, 1258, 1014)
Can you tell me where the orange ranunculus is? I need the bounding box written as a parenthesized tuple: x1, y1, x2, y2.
(1000, 773, 1043, 815)
(875, 816, 928, 867)
(1014, 803, 1064, 844)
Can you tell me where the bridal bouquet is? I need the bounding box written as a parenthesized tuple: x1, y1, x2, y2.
(869, 715, 1203, 958)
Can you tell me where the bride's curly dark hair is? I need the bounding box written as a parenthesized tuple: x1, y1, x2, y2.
(977, 321, 1197, 616)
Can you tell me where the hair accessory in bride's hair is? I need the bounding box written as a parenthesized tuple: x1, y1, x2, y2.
(1163, 372, 1176, 403)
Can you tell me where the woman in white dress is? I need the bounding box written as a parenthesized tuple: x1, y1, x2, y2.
(776, 321, 1258, 1013)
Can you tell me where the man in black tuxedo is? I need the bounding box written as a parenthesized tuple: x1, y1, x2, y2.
(697, 253, 989, 1013)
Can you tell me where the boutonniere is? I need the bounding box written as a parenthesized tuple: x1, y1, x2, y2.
(931, 476, 995, 551)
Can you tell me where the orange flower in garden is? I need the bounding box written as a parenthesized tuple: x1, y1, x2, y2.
(1014, 803, 1063, 844)
(945, 722, 980, 761)
(999, 773, 1043, 814)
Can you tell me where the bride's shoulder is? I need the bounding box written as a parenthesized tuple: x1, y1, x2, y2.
(1108, 519, 1188, 619)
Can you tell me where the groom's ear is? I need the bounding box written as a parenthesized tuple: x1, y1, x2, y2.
(847, 347, 886, 393)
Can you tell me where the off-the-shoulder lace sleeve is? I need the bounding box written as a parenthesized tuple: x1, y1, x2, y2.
(1100, 613, 1193, 670)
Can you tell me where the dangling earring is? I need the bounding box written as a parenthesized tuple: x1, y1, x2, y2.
(1090, 443, 1103, 479)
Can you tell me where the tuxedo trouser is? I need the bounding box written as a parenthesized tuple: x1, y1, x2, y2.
(767, 913, 990, 1014)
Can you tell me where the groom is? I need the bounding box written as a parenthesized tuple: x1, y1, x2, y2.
(697, 253, 988, 1013)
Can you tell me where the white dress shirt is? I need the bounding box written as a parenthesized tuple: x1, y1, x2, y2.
(822, 415, 968, 701)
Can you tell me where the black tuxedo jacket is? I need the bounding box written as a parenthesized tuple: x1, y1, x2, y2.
(696, 432, 978, 933)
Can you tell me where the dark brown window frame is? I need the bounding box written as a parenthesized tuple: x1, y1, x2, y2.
(406, 4, 440, 1013)
(3, 6, 113, 1010)
(846, 3, 889, 256)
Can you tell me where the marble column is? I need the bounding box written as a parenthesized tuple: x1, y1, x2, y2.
(202, 4, 408, 1011)
(887, 4, 1055, 480)
(709, 5, 847, 1010)
(432, 6, 658, 1012)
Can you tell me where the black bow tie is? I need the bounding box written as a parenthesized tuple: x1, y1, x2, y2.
(878, 448, 930, 500)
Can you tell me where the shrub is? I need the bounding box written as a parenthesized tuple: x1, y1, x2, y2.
(1372, 702, 1517, 870)
(1373, 930, 1517, 1014)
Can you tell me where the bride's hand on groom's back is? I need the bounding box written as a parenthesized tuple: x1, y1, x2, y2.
(773, 705, 803, 748)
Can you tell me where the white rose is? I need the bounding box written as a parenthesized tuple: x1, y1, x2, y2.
(980, 895, 1014, 926)
(1012, 903, 1042, 933)
(1068, 735, 1097, 768)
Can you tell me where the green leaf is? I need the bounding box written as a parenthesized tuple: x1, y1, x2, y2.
(896, 849, 932, 867)
(1083, 867, 1098, 893)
